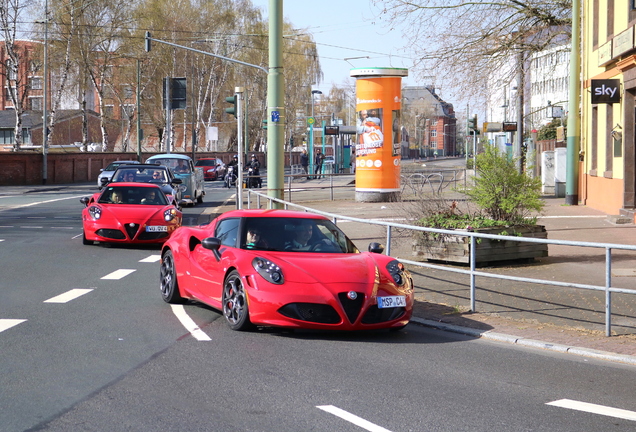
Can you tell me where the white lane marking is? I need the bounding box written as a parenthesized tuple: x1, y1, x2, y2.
(44, 289, 93, 303)
(101, 269, 136, 280)
(547, 399, 636, 421)
(27, 216, 46, 219)
(170, 305, 212, 341)
(0, 239, 4, 242)
(0, 319, 27, 333)
(139, 255, 161, 263)
(20, 226, 43, 229)
(50, 226, 75, 229)
(317, 405, 393, 432)
(13, 195, 87, 209)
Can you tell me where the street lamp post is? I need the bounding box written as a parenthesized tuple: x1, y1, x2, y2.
(309, 89, 321, 177)
(42, 0, 49, 184)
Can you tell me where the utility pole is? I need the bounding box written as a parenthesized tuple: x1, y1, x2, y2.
(566, 0, 581, 205)
(267, 0, 284, 207)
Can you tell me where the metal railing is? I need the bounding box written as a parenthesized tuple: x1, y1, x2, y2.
(245, 188, 636, 337)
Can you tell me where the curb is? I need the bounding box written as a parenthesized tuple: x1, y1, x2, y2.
(410, 317, 636, 366)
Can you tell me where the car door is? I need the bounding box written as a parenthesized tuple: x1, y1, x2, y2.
(189, 217, 241, 306)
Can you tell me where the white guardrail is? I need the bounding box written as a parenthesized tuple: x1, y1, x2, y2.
(245, 180, 636, 338)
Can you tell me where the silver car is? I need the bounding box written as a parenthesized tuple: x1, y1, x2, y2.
(97, 160, 140, 189)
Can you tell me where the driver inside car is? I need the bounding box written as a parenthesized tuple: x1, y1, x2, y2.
(284, 220, 316, 251)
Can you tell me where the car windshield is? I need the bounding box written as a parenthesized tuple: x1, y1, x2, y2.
(195, 160, 218, 167)
(111, 167, 169, 184)
(98, 186, 168, 205)
(149, 158, 191, 174)
(105, 161, 135, 171)
(238, 217, 359, 253)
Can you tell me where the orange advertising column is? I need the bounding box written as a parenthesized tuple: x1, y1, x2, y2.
(351, 68, 408, 202)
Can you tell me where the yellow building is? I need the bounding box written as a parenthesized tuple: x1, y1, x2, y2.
(582, 0, 636, 218)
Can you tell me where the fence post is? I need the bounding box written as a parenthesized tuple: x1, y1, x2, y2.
(606, 247, 612, 337)
(386, 225, 392, 256)
(470, 235, 476, 312)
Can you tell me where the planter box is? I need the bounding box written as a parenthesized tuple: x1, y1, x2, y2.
(412, 225, 548, 265)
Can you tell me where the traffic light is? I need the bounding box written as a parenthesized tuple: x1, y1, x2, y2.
(144, 31, 151, 52)
(225, 95, 237, 118)
(467, 115, 477, 131)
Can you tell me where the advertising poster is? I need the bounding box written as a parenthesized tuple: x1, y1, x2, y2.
(351, 68, 407, 197)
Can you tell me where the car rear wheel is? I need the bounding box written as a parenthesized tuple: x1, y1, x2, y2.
(222, 270, 254, 331)
(160, 250, 185, 304)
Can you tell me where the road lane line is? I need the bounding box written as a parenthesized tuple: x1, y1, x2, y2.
(170, 305, 211, 341)
(44, 289, 93, 303)
(547, 399, 636, 421)
(0, 319, 26, 333)
(316, 405, 393, 432)
(101, 269, 136, 280)
(140, 255, 161, 263)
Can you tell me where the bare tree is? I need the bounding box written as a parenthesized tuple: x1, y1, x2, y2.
(373, 0, 571, 99)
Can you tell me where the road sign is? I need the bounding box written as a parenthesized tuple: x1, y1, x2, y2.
(307, 117, 315, 125)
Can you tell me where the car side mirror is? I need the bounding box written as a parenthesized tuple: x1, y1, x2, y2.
(202, 237, 222, 261)
(171, 178, 183, 185)
(80, 197, 90, 207)
(368, 242, 384, 254)
(100, 177, 109, 186)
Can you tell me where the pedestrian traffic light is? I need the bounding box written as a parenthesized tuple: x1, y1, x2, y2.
(145, 31, 151, 52)
(225, 95, 237, 118)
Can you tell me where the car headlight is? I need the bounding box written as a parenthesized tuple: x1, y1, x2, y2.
(179, 185, 187, 192)
(252, 257, 284, 284)
(164, 208, 178, 222)
(88, 206, 102, 220)
(386, 260, 406, 285)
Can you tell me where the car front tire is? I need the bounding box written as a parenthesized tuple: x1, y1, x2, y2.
(160, 250, 185, 304)
(82, 231, 93, 245)
(222, 270, 254, 331)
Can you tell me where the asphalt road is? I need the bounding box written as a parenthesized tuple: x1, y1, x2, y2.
(1, 180, 636, 431)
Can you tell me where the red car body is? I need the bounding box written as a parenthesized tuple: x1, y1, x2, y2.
(160, 209, 413, 331)
(195, 158, 226, 181)
(81, 183, 182, 245)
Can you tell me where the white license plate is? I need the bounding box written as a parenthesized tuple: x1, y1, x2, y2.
(146, 225, 168, 232)
(377, 295, 406, 309)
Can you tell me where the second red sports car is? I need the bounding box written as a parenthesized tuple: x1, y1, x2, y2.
(80, 183, 182, 245)
(159, 209, 413, 331)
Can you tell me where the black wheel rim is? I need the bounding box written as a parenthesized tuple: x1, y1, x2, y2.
(223, 274, 246, 326)
(160, 253, 175, 298)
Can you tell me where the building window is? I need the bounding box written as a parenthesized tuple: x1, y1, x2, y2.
(430, 130, 437, 137)
(122, 84, 133, 99)
(30, 97, 42, 110)
(103, 105, 114, 118)
(29, 77, 43, 90)
(5, 60, 16, 80)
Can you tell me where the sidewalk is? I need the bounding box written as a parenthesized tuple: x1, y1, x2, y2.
(3, 178, 636, 365)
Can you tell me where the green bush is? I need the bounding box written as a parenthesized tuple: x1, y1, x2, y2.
(466, 145, 543, 223)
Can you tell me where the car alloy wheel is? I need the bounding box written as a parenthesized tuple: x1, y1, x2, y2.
(222, 270, 254, 331)
(160, 250, 185, 304)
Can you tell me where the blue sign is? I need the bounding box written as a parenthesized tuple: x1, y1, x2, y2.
(271, 111, 280, 122)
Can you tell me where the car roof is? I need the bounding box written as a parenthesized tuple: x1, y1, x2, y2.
(147, 154, 192, 161)
(219, 209, 329, 220)
(114, 164, 169, 170)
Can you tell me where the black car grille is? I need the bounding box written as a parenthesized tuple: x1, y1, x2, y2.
(337, 292, 364, 324)
(278, 303, 341, 324)
(96, 229, 125, 240)
(138, 231, 169, 240)
(124, 223, 140, 240)
(361, 305, 406, 324)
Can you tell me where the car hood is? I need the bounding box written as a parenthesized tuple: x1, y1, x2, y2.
(264, 252, 384, 285)
(101, 205, 167, 221)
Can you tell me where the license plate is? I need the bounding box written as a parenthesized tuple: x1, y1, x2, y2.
(377, 295, 406, 309)
(146, 225, 168, 232)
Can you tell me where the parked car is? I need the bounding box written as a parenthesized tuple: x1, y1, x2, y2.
(80, 183, 182, 245)
(97, 160, 140, 189)
(195, 158, 227, 181)
(159, 209, 414, 331)
(146, 154, 205, 206)
(101, 164, 184, 208)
